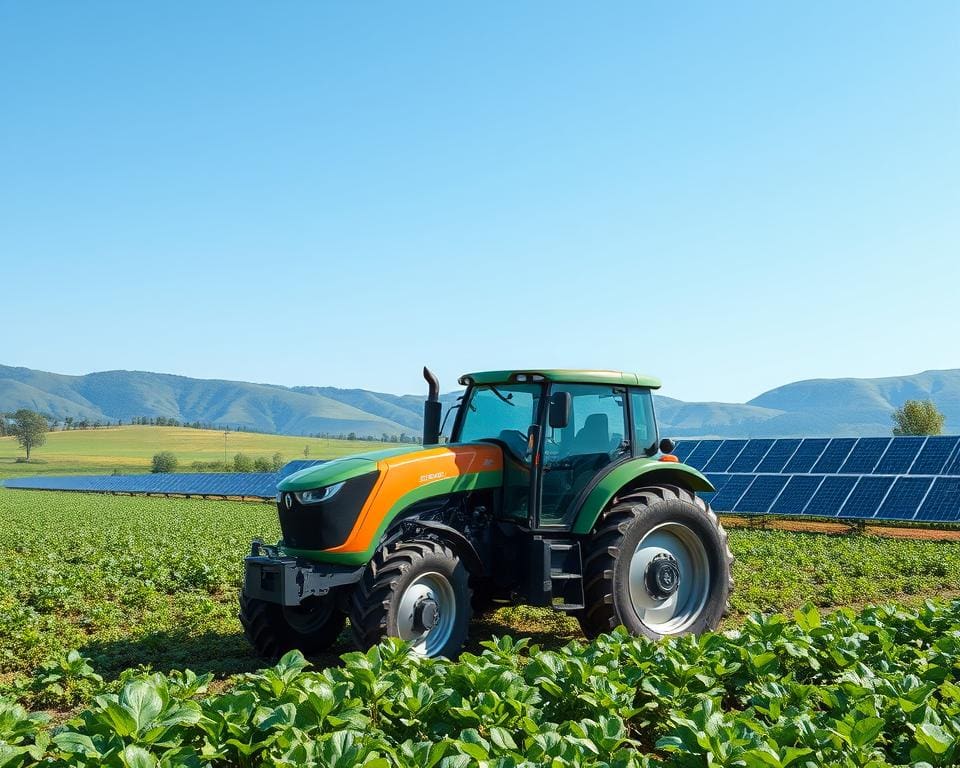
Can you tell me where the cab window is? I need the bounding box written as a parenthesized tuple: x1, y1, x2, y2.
(457, 383, 542, 459)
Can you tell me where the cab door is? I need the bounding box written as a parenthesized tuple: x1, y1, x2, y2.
(535, 384, 631, 528)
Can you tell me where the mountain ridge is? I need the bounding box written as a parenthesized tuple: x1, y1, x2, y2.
(1, 364, 958, 439)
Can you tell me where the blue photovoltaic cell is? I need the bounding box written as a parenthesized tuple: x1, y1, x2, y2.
(839, 438, 891, 474)
(873, 437, 925, 475)
(703, 440, 748, 472)
(944, 447, 960, 478)
(917, 478, 960, 523)
(708, 475, 754, 512)
(673, 441, 699, 462)
(3, 472, 281, 498)
(910, 436, 960, 475)
(735, 475, 789, 513)
(782, 439, 829, 473)
(755, 439, 802, 473)
(875, 477, 934, 520)
(810, 438, 857, 473)
(805, 476, 857, 516)
(700, 474, 730, 505)
(728, 440, 775, 473)
(683, 440, 724, 470)
(838, 476, 894, 519)
(770, 475, 825, 515)
(278, 460, 327, 478)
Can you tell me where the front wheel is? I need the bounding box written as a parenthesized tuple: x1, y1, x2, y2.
(240, 593, 346, 658)
(350, 539, 472, 658)
(578, 485, 733, 640)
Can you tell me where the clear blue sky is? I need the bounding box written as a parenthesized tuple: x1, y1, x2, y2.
(1, 3, 957, 403)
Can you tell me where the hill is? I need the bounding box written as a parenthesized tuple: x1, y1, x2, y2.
(1, 364, 958, 439)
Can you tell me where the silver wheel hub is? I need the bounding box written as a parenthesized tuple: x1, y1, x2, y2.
(628, 522, 711, 634)
(396, 572, 456, 657)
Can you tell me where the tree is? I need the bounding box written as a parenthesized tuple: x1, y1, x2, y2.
(10, 409, 48, 460)
(892, 399, 945, 436)
(271, 452, 284, 471)
(234, 453, 254, 472)
(303, 445, 311, 459)
(253, 456, 272, 472)
(151, 451, 178, 473)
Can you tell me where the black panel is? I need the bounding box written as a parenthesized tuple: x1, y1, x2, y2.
(783, 439, 829, 473)
(277, 472, 380, 550)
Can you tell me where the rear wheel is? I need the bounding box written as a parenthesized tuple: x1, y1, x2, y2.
(579, 485, 732, 640)
(240, 593, 346, 658)
(350, 539, 472, 658)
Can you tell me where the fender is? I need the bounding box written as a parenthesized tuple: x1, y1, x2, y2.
(570, 457, 714, 535)
(397, 519, 485, 576)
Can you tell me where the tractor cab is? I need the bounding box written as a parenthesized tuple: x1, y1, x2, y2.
(447, 370, 664, 531)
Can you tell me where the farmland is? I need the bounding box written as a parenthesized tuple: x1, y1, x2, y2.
(2, 483, 960, 764)
(0, 426, 392, 480)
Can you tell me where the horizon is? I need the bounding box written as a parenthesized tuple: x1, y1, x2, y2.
(2, 3, 957, 402)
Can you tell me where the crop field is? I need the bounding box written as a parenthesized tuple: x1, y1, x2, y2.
(0, 426, 392, 480)
(2, 487, 960, 764)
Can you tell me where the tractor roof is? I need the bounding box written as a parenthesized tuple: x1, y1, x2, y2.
(459, 369, 662, 389)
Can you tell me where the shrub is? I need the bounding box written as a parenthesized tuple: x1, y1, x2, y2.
(252, 457, 271, 472)
(151, 452, 178, 474)
(271, 452, 284, 471)
(233, 453, 253, 472)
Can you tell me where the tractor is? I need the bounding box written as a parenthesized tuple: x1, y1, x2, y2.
(241, 369, 732, 658)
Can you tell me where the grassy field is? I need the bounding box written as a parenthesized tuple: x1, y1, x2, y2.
(0, 425, 395, 480)
(3, 487, 960, 698)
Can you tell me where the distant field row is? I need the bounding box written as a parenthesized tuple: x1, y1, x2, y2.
(0, 425, 395, 480)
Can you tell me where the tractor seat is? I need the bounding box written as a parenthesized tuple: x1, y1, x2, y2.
(570, 413, 610, 456)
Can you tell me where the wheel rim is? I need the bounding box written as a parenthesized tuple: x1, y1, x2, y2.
(282, 598, 334, 635)
(395, 571, 456, 657)
(628, 522, 711, 634)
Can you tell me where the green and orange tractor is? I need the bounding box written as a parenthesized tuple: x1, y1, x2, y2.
(241, 369, 732, 658)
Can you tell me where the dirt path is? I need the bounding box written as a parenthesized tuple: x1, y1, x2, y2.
(720, 515, 960, 540)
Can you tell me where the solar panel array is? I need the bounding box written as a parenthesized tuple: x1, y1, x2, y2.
(2, 460, 329, 499)
(676, 436, 960, 523)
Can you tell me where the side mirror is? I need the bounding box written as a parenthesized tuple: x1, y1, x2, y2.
(548, 392, 572, 429)
(659, 437, 676, 454)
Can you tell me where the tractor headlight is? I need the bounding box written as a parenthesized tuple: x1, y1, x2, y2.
(294, 482, 346, 506)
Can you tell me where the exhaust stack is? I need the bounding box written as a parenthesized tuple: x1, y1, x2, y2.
(422, 367, 441, 445)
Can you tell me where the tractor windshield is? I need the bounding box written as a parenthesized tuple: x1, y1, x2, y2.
(455, 383, 543, 457)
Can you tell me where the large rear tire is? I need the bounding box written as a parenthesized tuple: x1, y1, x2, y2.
(578, 485, 733, 640)
(240, 593, 346, 658)
(350, 539, 472, 659)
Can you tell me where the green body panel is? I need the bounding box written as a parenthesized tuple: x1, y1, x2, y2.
(280, 467, 503, 565)
(571, 458, 714, 535)
(459, 369, 661, 389)
(278, 445, 422, 492)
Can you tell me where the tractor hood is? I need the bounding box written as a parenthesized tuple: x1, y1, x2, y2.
(278, 446, 422, 493)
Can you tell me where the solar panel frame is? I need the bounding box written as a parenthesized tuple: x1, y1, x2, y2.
(708, 475, 754, 512)
(683, 440, 724, 470)
(918, 478, 960, 523)
(673, 440, 699, 462)
(838, 476, 894, 519)
(782, 438, 829, 473)
(769, 475, 825, 515)
(810, 438, 857, 473)
(875, 477, 934, 521)
(804, 475, 858, 517)
(734, 475, 789, 513)
(839, 438, 891, 474)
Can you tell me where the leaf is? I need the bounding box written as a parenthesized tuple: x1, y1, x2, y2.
(851, 717, 885, 748)
(916, 722, 953, 755)
(120, 745, 159, 768)
(120, 681, 164, 732)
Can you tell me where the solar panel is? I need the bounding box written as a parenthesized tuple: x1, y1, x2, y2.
(805, 476, 858, 516)
(728, 439, 775, 473)
(683, 440, 724, 470)
(782, 438, 829, 473)
(945, 446, 960, 478)
(673, 440, 699, 462)
(3, 472, 280, 499)
(755, 439, 802, 473)
(278, 460, 327, 478)
(702, 440, 748, 472)
(875, 477, 934, 520)
(770, 475, 825, 515)
(917, 478, 960, 523)
(910, 436, 960, 475)
(735, 475, 789, 513)
(839, 438, 891, 474)
(708, 475, 754, 512)
(874, 437, 925, 474)
(838, 476, 894, 519)
(810, 438, 856, 473)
